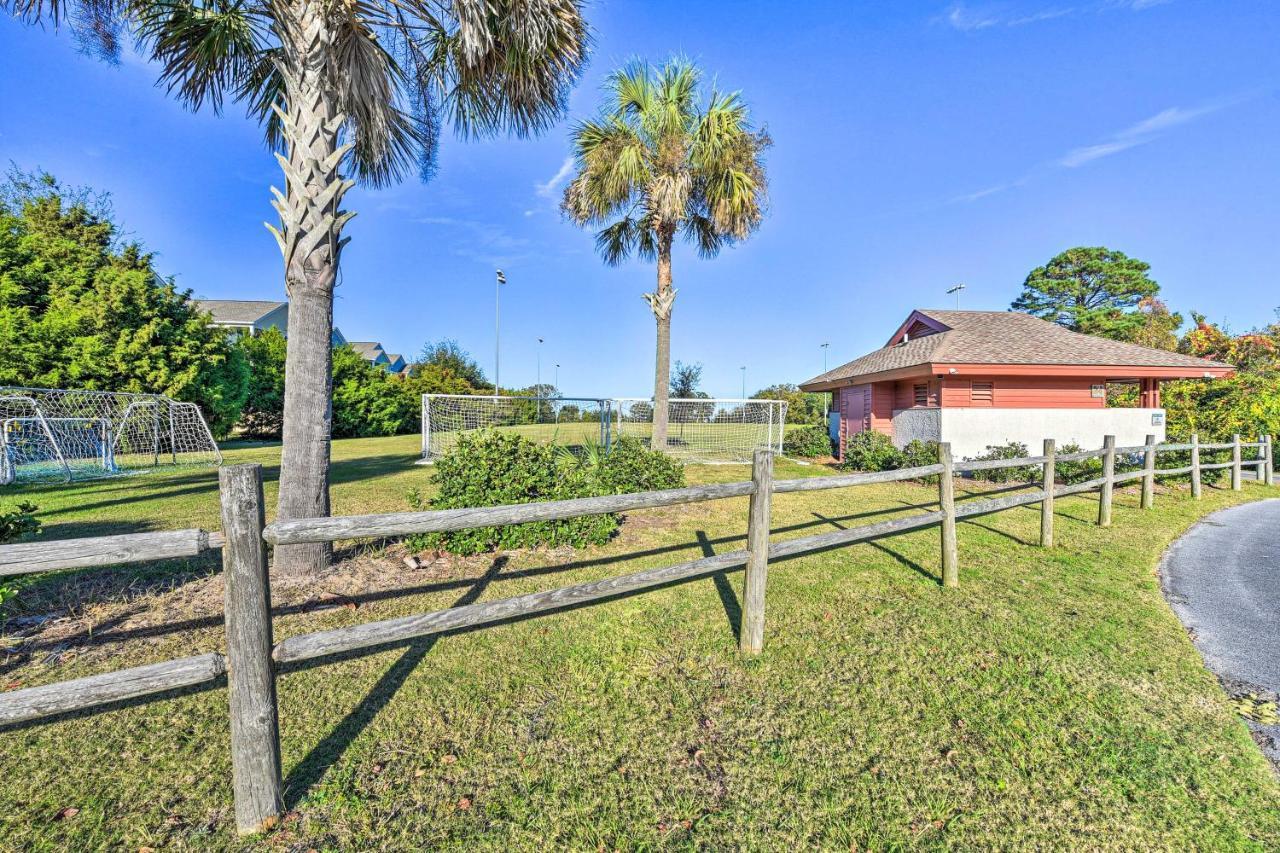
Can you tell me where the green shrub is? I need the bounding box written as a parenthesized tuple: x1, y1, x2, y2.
(900, 439, 940, 470)
(964, 442, 1038, 483)
(410, 431, 684, 555)
(840, 430, 903, 472)
(784, 425, 833, 458)
(0, 502, 39, 612)
(1055, 442, 1102, 485)
(592, 435, 685, 493)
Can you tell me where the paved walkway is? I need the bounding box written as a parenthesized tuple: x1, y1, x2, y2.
(1161, 499, 1280, 768)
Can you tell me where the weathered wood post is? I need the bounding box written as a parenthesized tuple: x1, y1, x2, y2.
(1265, 434, 1274, 487)
(1257, 434, 1268, 485)
(1140, 434, 1156, 509)
(1230, 433, 1242, 490)
(740, 448, 774, 655)
(1097, 435, 1116, 527)
(1040, 438, 1055, 547)
(1190, 433, 1202, 499)
(219, 464, 284, 835)
(938, 442, 959, 587)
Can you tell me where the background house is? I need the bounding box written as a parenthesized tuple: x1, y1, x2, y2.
(800, 309, 1234, 459)
(196, 299, 347, 346)
(348, 342, 406, 373)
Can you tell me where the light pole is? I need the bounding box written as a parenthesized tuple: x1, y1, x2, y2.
(554, 363, 560, 392)
(536, 337, 543, 390)
(821, 341, 830, 373)
(946, 283, 965, 309)
(821, 342, 831, 417)
(740, 366, 747, 399)
(494, 269, 506, 395)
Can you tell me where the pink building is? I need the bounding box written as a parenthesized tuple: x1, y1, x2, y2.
(799, 309, 1233, 460)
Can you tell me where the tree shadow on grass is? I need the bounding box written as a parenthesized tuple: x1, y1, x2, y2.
(280, 554, 508, 809)
(695, 531, 741, 643)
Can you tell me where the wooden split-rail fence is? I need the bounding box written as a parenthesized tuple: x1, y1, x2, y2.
(0, 433, 1273, 833)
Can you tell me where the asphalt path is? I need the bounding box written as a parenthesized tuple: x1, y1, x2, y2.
(1160, 498, 1280, 768)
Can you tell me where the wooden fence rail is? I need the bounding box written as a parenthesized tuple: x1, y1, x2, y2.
(0, 431, 1273, 834)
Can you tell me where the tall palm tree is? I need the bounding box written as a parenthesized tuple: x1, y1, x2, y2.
(562, 58, 768, 448)
(6, 0, 589, 575)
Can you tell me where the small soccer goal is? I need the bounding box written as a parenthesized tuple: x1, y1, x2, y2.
(421, 394, 787, 464)
(0, 386, 223, 485)
(614, 398, 787, 463)
(421, 394, 613, 461)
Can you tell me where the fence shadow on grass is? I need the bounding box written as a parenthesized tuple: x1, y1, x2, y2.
(811, 512, 938, 584)
(280, 555, 509, 809)
(696, 530, 741, 643)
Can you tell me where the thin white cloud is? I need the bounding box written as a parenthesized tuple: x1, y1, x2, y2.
(1059, 99, 1241, 168)
(939, 0, 1170, 31)
(535, 156, 575, 197)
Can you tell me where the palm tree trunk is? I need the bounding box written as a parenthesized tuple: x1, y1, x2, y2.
(268, 2, 355, 577)
(647, 233, 676, 449)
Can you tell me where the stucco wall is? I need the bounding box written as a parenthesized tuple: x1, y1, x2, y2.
(891, 408, 942, 447)
(933, 408, 1167, 459)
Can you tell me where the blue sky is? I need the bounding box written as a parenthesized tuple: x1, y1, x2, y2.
(1, 1, 1277, 398)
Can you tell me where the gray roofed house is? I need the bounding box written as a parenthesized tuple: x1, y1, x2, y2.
(348, 342, 406, 373)
(195, 298, 347, 346)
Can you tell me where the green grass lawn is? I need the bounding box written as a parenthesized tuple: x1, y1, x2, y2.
(1, 434, 1278, 849)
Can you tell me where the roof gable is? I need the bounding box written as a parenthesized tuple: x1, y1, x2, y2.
(800, 308, 1233, 389)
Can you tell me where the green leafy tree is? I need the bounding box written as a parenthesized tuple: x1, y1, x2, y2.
(0, 169, 248, 435)
(753, 383, 826, 424)
(7, 0, 589, 576)
(1013, 247, 1159, 338)
(1122, 296, 1183, 351)
(331, 345, 417, 438)
(413, 339, 490, 390)
(563, 58, 770, 448)
(236, 327, 288, 438)
(670, 360, 703, 397)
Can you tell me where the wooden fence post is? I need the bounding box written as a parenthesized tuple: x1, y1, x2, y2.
(1097, 435, 1116, 527)
(1257, 434, 1268, 485)
(219, 464, 284, 835)
(1040, 438, 1055, 547)
(1231, 434, 1242, 490)
(740, 448, 774, 655)
(938, 442, 959, 587)
(1265, 434, 1274, 487)
(1141, 434, 1156, 509)
(1187, 432, 1198, 499)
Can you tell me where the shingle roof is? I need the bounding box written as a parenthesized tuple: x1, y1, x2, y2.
(800, 309, 1232, 388)
(348, 341, 386, 360)
(195, 299, 286, 325)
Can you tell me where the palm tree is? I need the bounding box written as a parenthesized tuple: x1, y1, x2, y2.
(562, 58, 768, 448)
(7, 0, 589, 575)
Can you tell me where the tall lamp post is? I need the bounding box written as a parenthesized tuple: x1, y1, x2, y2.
(536, 337, 544, 390)
(494, 269, 506, 395)
(821, 342, 831, 417)
(554, 363, 560, 392)
(821, 341, 829, 373)
(740, 366, 747, 399)
(946, 283, 965, 308)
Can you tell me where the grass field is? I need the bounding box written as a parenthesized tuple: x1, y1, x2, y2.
(1, 434, 1278, 849)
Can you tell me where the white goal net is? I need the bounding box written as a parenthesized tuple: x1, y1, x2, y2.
(0, 386, 222, 484)
(614, 398, 787, 463)
(422, 394, 612, 460)
(422, 394, 787, 464)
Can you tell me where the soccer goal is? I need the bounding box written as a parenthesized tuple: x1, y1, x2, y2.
(421, 394, 787, 464)
(0, 387, 222, 484)
(421, 394, 613, 461)
(614, 398, 787, 463)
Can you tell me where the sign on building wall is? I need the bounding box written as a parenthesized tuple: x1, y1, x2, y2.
(1090, 384, 1106, 398)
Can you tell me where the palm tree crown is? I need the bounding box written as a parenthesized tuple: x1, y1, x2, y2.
(562, 58, 768, 264)
(562, 58, 768, 447)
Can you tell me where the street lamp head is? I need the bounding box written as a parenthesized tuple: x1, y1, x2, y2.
(496, 269, 506, 284)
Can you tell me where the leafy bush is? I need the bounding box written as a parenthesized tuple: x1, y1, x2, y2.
(411, 431, 684, 555)
(963, 442, 1039, 483)
(591, 436, 685, 493)
(900, 439, 941, 470)
(1054, 442, 1102, 485)
(0, 502, 39, 612)
(784, 425, 833, 458)
(840, 430, 902, 471)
